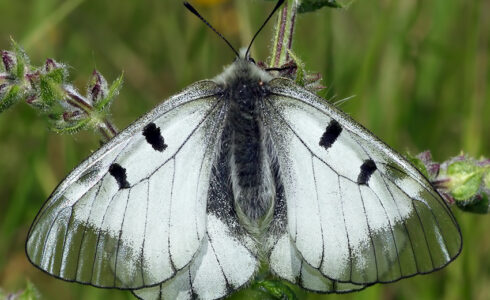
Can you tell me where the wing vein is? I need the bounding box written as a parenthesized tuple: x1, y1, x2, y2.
(381, 163, 456, 222)
(378, 168, 452, 260)
(337, 176, 353, 281)
(33, 173, 104, 236)
(311, 156, 325, 269)
(411, 199, 435, 269)
(90, 189, 120, 284)
(188, 268, 195, 298)
(58, 205, 75, 275)
(140, 180, 150, 286)
(358, 185, 379, 281)
(207, 232, 232, 290)
(113, 187, 132, 286)
(167, 158, 177, 271)
(74, 181, 103, 281)
(380, 175, 420, 273)
(40, 206, 70, 269)
(368, 185, 403, 277)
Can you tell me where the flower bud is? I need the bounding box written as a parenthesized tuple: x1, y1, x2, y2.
(1, 51, 16, 72)
(45, 58, 59, 72)
(417, 150, 440, 179)
(87, 70, 108, 104)
(62, 110, 84, 122)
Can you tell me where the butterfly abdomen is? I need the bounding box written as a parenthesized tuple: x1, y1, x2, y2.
(221, 62, 276, 224)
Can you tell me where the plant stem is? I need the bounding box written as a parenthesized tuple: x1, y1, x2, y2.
(269, 0, 298, 68)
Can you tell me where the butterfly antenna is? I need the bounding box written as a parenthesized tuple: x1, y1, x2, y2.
(184, 2, 240, 57)
(245, 0, 285, 59)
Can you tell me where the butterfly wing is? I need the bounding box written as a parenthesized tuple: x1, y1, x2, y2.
(26, 81, 227, 289)
(270, 233, 367, 293)
(264, 78, 462, 286)
(132, 215, 258, 300)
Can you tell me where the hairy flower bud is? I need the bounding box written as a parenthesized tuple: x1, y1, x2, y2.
(45, 58, 59, 72)
(1, 51, 15, 72)
(87, 70, 108, 104)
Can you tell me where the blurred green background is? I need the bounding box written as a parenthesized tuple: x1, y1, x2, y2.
(0, 0, 489, 299)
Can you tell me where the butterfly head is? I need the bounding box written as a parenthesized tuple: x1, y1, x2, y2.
(214, 50, 273, 87)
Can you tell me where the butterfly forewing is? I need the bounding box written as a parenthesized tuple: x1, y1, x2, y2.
(26, 81, 228, 289)
(265, 78, 461, 285)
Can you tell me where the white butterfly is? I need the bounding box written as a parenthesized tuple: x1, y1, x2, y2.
(26, 1, 461, 299)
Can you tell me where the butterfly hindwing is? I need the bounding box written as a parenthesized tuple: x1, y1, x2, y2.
(132, 215, 258, 300)
(264, 78, 462, 285)
(270, 234, 366, 294)
(26, 81, 228, 289)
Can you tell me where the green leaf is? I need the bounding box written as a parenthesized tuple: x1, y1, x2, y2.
(447, 161, 484, 201)
(44, 66, 68, 84)
(0, 84, 21, 112)
(253, 280, 298, 300)
(94, 73, 123, 111)
(11, 38, 29, 79)
(298, 0, 343, 13)
(39, 74, 65, 108)
(52, 117, 91, 134)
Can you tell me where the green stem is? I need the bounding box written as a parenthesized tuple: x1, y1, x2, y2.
(269, 0, 299, 68)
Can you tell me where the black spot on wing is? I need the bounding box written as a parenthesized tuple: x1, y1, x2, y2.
(319, 120, 342, 150)
(109, 163, 130, 189)
(357, 159, 377, 185)
(142, 122, 167, 152)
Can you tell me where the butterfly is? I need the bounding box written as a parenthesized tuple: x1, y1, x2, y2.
(26, 1, 462, 299)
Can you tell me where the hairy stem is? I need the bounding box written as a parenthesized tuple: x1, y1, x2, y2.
(269, 0, 298, 68)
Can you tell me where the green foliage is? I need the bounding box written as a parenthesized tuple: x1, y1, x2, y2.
(0, 84, 21, 112)
(11, 39, 29, 79)
(253, 279, 298, 300)
(94, 72, 123, 112)
(39, 73, 65, 108)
